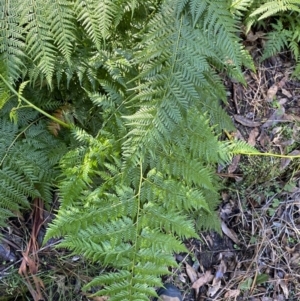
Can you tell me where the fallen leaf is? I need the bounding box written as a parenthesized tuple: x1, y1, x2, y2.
(278, 77, 287, 89)
(290, 251, 300, 266)
(82, 293, 109, 301)
(178, 272, 186, 283)
(280, 150, 300, 171)
(234, 115, 261, 127)
(90, 297, 109, 301)
(208, 277, 221, 297)
(234, 129, 246, 141)
(246, 30, 265, 42)
(227, 155, 240, 174)
(247, 128, 259, 146)
(266, 84, 278, 102)
(255, 273, 269, 285)
(192, 270, 214, 290)
(281, 88, 292, 98)
(258, 130, 270, 148)
(185, 263, 198, 283)
(277, 294, 286, 301)
(262, 107, 285, 128)
(224, 289, 240, 298)
(283, 113, 300, 122)
(221, 221, 240, 245)
(278, 279, 289, 299)
(215, 260, 227, 279)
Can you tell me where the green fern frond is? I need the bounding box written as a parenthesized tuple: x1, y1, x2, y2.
(261, 20, 290, 61)
(0, 0, 26, 82)
(20, 0, 56, 85)
(48, 0, 76, 62)
(250, 0, 300, 20)
(230, 0, 255, 17)
(0, 105, 67, 225)
(74, 0, 122, 48)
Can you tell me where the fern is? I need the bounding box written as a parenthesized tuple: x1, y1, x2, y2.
(0, 0, 259, 300)
(250, 0, 300, 20)
(244, 0, 300, 76)
(0, 100, 68, 226)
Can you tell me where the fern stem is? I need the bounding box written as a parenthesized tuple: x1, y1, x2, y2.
(129, 160, 143, 295)
(239, 151, 300, 159)
(0, 75, 71, 129)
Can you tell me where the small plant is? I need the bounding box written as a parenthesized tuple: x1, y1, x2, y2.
(239, 156, 281, 186)
(267, 198, 280, 216)
(243, 0, 300, 76)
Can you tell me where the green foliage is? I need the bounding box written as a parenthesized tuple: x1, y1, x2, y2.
(243, 0, 300, 76)
(0, 100, 68, 226)
(0, 0, 258, 300)
(249, 0, 300, 20)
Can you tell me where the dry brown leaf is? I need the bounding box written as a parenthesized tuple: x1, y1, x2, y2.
(262, 107, 285, 128)
(215, 260, 227, 279)
(227, 155, 240, 174)
(281, 88, 292, 98)
(258, 130, 270, 148)
(234, 115, 261, 127)
(283, 113, 300, 122)
(278, 76, 287, 88)
(278, 279, 289, 299)
(221, 221, 240, 245)
(266, 84, 278, 102)
(247, 128, 259, 146)
(178, 272, 186, 283)
(277, 294, 286, 301)
(185, 263, 198, 283)
(280, 150, 300, 171)
(192, 270, 214, 290)
(234, 129, 246, 141)
(224, 289, 240, 298)
(208, 277, 221, 297)
(82, 293, 109, 301)
(246, 30, 265, 42)
(290, 251, 300, 266)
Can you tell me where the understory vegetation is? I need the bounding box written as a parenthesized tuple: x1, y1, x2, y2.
(0, 0, 300, 300)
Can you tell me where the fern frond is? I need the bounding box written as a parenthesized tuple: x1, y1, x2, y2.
(0, 106, 67, 225)
(20, 0, 56, 85)
(0, 0, 26, 82)
(48, 0, 76, 62)
(230, 0, 255, 17)
(250, 0, 300, 20)
(261, 20, 290, 61)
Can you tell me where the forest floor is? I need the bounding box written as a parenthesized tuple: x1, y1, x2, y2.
(0, 33, 300, 301)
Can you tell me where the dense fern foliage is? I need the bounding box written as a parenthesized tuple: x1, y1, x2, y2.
(0, 0, 258, 300)
(239, 0, 300, 75)
(0, 99, 67, 226)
